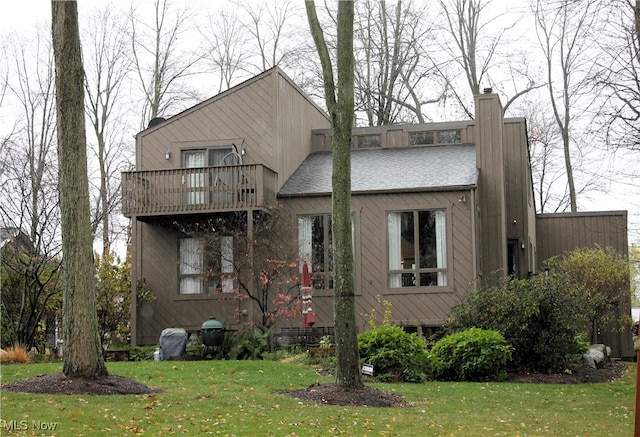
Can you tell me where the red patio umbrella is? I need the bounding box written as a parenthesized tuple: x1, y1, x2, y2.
(301, 261, 315, 327)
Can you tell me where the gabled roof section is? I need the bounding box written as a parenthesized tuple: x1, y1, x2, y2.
(278, 145, 478, 196)
(137, 66, 329, 136)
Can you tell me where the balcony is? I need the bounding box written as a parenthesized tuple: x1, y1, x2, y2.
(122, 164, 278, 217)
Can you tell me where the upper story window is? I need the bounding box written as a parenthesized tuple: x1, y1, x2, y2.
(352, 134, 381, 149)
(409, 131, 434, 145)
(409, 130, 461, 146)
(387, 210, 447, 288)
(182, 147, 234, 168)
(182, 147, 237, 205)
(437, 130, 461, 144)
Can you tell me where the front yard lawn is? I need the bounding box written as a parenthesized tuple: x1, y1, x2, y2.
(1, 360, 635, 436)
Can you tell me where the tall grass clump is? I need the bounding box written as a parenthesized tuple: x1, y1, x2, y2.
(0, 344, 29, 364)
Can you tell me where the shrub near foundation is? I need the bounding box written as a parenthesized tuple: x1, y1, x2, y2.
(358, 325, 430, 382)
(444, 277, 586, 372)
(430, 328, 512, 381)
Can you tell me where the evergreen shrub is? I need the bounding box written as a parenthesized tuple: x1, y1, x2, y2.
(429, 328, 512, 381)
(358, 325, 430, 382)
(445, 277, 587, 372)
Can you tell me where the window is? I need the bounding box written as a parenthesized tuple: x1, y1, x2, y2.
(437, 130, 461, 144)
(178, 236, 235, 295)
(182, 147, 235, 205)
(183, 151, 206, 205)
(387, 210, 447, 288)
(179, 237, 204, 294)
(409, 130, 461, 146)
(353, 134, 381, 149)
(209, 148, 235, 166)
(298, 215, 333, 289)
(409, 131, 434, 145)
(220, 235, 234, 293)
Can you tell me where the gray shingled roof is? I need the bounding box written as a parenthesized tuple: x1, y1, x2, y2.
(278, 144, 478, 196)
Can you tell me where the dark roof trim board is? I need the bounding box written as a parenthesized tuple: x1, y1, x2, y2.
(278, 144, 479, 197)
(536, 211, 627, 218)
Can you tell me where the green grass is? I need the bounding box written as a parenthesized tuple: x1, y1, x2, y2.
(0, 360, 636, 436)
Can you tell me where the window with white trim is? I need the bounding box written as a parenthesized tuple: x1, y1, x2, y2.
(387, 210, 447, 288)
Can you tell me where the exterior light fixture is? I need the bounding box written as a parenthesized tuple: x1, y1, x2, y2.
(165, 151, 171, 160)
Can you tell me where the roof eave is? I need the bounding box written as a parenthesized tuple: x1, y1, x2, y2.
(278, 184, 478, 198)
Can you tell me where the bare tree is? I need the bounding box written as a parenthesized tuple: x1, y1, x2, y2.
(306, 0, 362, 389)
(521, 96, 572, 213)
(198, 1, 303, 95)
(0, 31, 62, 350)
(200, 5, 251, 94)
(438, 0, 503, 117)
(83, 6, 134, 255)
(354, 0, 444, 125)
(52, 0, 107, 378)
(438, 0, 542, 117)
(594, 0, 640, 152)
(238, 0, 301, 72)
(129, 0, 204, 126)
(534, 0, 603, 212)
(0, 36, 8, 114)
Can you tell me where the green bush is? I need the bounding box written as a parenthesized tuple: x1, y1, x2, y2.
(229, 328, 270, 360)
(429, 328, 513, 381)
(127, 345, 156, 361)
(358, 325, 430, 382)
(445, 277, 586, 372)
(545, 245, 632, 344)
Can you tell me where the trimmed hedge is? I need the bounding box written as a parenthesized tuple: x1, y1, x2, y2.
(429, 328, 512, 381)
(358, 325, 430, 382)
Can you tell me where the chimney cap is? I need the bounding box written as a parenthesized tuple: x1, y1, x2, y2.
(483, 87, 493, 94)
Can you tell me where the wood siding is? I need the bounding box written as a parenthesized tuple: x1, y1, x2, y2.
(128, 71, 629, 358)
(279, 190, 477, 331)
(130, 68, 331, 345)
(503, 118, 537, 276)
(134, 67, 330, 191)
(536, 211, 628, 264)
(536, 211, 632, 358)
(474, 93, 507, 280)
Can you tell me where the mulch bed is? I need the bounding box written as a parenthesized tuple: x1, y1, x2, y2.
(2, 373, 162, 395)
(282, 382, 411, 407)
(506, 360, 629, 384)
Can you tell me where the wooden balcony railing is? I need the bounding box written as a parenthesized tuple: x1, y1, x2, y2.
(122, 164, 277, 217)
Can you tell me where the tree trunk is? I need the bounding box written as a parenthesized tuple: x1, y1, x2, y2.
(51, 0, 108, 379)
(306, 0, 362, 388)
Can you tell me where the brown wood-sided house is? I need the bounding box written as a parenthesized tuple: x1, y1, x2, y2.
(123, 67, 632, 357)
